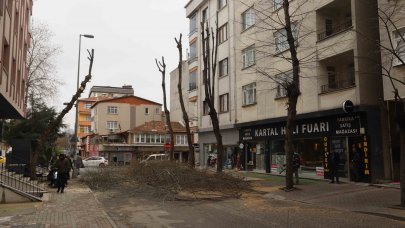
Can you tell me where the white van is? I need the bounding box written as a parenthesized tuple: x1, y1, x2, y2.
(140, 154, 169, 163)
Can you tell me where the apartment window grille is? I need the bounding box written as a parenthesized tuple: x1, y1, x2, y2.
(242, 83, 256, 105)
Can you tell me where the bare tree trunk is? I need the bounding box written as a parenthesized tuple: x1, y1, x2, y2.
(30, 49, 94, 179)
(175, 34, 195, 167)
(156, 57, 175, 161)
(283, 0, 300, 190)
(201, 17, 224, 172)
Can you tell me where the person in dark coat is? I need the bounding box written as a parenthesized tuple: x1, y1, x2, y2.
(55, 154, 71, 193)
(329, 150, 340, 184)
(351, 144, 363, 182)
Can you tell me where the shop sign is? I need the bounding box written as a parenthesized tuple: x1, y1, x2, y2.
(316, 167, 324, 176)
(240, 114, 366, 141)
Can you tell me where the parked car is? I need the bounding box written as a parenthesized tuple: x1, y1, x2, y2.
(0, 155, 5, 163)
(82, 156, 108, 167)
(140, 154, 169, 163)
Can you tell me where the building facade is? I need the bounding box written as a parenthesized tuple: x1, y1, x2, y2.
(0, 0, 33, 119)
(183, 0, 388, 182)
(378, 0, 405, 181)
(88, 85, 134, 98)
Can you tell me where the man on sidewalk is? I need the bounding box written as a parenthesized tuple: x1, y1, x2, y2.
(329, 150, 340, 184)
(55, 154, 71, 193)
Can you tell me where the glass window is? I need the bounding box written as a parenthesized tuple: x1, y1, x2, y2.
(242, 7, 255, 30)
(242, 46, 255, 68)
(106, 121, 118, 130)
(276, 71, 293, 98)
(219, 58, 228, 77)
(393, 27, 405, 65)
(273, 0, 283, 11)
(218, 0, 227, 9)
(203, 101, 210, 115)
(242, 83, 256, 105)
(218, 23, 228, 43)
(274, 23, 298, 53)
(202, 7, 208, 22)
(85, 115, 92, 121)
(107, 106, 118, 114)
(189, 41, 197, 61)
(219, 93, 229, 112)
(189, 14, 197, 35)
(145, 107, 149, 115)
(85, 103, 92, 109)
(189, 71, 197, 90)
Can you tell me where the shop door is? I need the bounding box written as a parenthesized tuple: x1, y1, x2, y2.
(348, 137, 365, 182)
(330, 138, 348, 178)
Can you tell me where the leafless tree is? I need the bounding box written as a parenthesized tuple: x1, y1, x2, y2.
(155, 57, 175, 161)
(25, 21, 62, 108)
(201, 14, 225, 172)
(376, 0, 405, 207)
(31, 49, 94, 179)
(175, 34, 195, 167)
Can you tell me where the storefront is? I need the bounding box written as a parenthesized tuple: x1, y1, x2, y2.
(238, 109, 382, 182)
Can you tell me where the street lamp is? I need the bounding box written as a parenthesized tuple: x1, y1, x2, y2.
(73, 34, 94, 156)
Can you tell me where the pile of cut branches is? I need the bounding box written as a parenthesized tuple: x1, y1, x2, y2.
(80, 161, 250, 201)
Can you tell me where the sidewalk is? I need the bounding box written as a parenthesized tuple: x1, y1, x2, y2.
(0, 178, 118, 228)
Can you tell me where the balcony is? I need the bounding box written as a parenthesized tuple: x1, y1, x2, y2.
(317, 20, 352, 41)
(320, 78, 355, 93)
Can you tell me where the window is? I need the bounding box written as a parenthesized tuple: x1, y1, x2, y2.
(273, 0, 283, 11)
(145, 107, 149, 115)
(202, 7, 208, 22)
(176, 135, 188, 145)
(219, 93, 229, 112)
(106, 121, 118, 130)
(327, 66, 336, 89)
(203, 101, 210, 115)
(189, 70, 197, 90)
(85, 103, 92, 109)
(274, 23, 298, 53)
(85, 115, 92, 121)
(218, 23, 228, 43)
(393, 27, 405, 66)
(2, 42, 10, 72)
(242, 83, 256, 105)
(219, 58, 228, 77)
(242, 7, 255, 30)
(218, 0, 227, 9)
(189, 14, 197, 35)
(155, 108, 160, 114)
(189, 41, 197, 61)
(107, 106, 118, 114)
(242, 46, 255, 68)
(276, 71, 293, 98)
(80, 126, 90, 134)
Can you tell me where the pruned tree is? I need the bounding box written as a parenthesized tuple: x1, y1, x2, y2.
(26, 21, 62, 108)
(201, 14, 225, 172)
(155, 57, 175, 161)
(30, 49, 94, 179)
(175, 34, 195, 167)
(376, 0, 405, 207)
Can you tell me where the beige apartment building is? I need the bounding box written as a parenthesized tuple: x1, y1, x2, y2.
(378, 0, 405, 181)
(184, 0, 388, 182)
(0, 0, 32, 119)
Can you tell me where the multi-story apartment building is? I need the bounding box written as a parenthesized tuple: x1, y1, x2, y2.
(184, 0, 388, 182)
(378, 0, 405, 181)
(76, 85, 135, 151)
(0, 0, 32, 119)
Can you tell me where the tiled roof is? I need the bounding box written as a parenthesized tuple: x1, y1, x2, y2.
(92, 96, 161, 107)
(130, 121, 186, 133)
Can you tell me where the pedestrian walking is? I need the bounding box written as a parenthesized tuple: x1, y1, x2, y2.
(329, 150, 340, 184)
(293, 152, 300, 185)
(74, 153, 83, 176)
(55, 154, 71, 193)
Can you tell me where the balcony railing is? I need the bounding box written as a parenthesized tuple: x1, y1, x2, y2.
(317, 20, 352, 41)
(320, 77, 355, 93)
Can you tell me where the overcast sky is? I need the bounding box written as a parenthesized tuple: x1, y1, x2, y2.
(32, 0, 189, 130)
